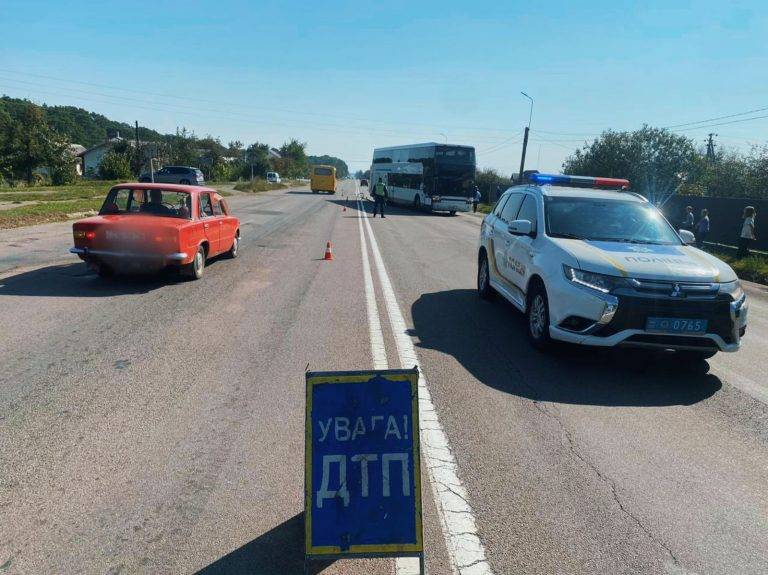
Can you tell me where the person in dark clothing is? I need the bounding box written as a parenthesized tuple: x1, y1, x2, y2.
(682, 205, 694, 231)
(472, 184, 481, 213)
(372, 177, 388, 218)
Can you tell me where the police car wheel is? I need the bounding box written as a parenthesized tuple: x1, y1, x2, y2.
(676, 349, 718, 361)
(97, 264, 113, 278)
(527, 283, 552, 349)
(477, 253, 495, 300)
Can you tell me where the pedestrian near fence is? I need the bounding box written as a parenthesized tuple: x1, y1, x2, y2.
(472, 184, 481, 213)
(695, 209, 710, 249)
(682, 205, 694, 231)
(737, 206, 756, 258)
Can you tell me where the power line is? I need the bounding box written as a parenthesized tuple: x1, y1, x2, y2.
(663, 106, 768, 129)
(0, 67, 521, 135)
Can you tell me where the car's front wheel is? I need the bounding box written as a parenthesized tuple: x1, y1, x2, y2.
(527, 282, 552, 349)
(184, 246, 206, 280)
(477, 252, 495, 300)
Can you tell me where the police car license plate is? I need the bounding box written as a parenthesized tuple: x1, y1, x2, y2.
(646, 317, 708, 334)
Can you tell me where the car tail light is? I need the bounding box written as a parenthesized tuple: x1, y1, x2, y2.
(74, 230, 96, 240)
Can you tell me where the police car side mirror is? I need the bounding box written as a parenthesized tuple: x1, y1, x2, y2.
(678, 229, 696, 245)
(508, 219, 533, 236)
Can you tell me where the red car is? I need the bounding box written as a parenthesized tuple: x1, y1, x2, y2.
(70, 183, 240, 280)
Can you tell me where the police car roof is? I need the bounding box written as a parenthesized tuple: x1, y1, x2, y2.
(520, 184, 647, 202)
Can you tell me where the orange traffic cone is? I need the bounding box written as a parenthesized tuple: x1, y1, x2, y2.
(323, 241, 334, 261)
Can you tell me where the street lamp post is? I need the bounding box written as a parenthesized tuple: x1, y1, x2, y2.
(518, 91, 534, 182)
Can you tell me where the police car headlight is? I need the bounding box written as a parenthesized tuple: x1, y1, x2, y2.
(719, 280, 744, 302)
(563, 265, 628, 294)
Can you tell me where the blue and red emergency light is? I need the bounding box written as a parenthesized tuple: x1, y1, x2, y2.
(527, 172, 630, 190)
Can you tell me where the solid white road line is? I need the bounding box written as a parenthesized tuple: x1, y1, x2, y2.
(357, 200, 420, 575)
(360, 200, 494, 575)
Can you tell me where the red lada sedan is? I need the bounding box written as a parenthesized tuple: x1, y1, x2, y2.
(70, 184, 240, 280)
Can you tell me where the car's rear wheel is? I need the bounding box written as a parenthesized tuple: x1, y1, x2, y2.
(184, 246, 206, 280)
(449, 210, 457, 216)
(527, 282, 552, 350)
(477, 252, 495, 300)
(227, 234, 239, 258)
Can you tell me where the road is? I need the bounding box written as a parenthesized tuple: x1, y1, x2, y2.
(1, 180, 767, 574)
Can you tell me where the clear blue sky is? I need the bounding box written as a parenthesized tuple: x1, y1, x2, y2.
(1, 0, 766, 174)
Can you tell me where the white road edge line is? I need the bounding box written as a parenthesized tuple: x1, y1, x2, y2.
(357, 196, 420, 575)
(360, 199, 494, 575)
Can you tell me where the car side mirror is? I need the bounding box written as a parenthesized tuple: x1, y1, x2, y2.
(678, 229, 696, 245)
(508, 219, 533, 236)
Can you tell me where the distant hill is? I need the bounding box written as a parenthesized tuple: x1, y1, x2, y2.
(308, 155, 349, 178)
(0, 95, 166, 148)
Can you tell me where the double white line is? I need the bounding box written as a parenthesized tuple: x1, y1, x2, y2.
(356, 200, 493, 575)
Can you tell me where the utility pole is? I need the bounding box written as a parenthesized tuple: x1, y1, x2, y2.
(134, 121, 141, 175)
(706, 133, 717, 164)
(518, 92, 533, 183)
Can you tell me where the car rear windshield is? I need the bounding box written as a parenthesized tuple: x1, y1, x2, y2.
(314, 167, 332, 176)
(545, 196, 681, 245)
(100, 188, 192, 219)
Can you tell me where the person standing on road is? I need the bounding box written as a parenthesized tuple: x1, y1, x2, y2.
(372, 177, 388, 218)
(695, 208, 710, 249)
(472, 184, 481, 213)
(682, 205, 694, 231)
(737, 206, 756, 258)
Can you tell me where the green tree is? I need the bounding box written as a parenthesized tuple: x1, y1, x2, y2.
(278, 139, 308, 177)
(99, 151, 132, 180)
(307, 155, 349, 178)
(4, 103, 67, 184)
(475, 168, 511, 203)
(563, 126, 698, 204)
(242, 142, 271, 179)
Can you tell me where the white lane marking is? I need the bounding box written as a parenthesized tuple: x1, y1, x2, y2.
(360, 200, 493, 575)
(710, 365, 768, 405)
(358, 200, 420, 575)
(358, 201, 388, 371)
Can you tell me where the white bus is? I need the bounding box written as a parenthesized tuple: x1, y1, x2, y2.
(370, 143, 476, 214)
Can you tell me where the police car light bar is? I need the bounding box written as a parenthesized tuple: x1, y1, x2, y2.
(528, 172, 630, 189)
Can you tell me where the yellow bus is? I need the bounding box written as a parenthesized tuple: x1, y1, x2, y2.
(310, 165, 337, 194)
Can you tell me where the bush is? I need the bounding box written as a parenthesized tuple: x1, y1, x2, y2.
(99, 152, 132, 180)
(51, 162, 79, 185)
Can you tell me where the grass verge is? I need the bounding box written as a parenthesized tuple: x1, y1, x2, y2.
(0, 180, 125, 228)
(233, 179, 289, 193)
(710, 250, 768, 285)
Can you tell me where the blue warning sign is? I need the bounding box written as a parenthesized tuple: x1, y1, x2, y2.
(305, 369, 423, 557)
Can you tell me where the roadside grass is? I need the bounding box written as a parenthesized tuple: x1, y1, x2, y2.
(233, 179, 288, 193)
(710, 250, 768, 285)
(0, 180, 125, 228)
(476, 203, 493, 214)
(0, 198, 104, 228)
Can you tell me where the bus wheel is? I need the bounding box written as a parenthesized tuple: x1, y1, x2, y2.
(312, 189, 318, 194)
(449, 211, 456, 216)
(413, 195, 421, 211)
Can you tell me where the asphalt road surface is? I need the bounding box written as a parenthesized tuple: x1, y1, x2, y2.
(1, 181, 767, 574)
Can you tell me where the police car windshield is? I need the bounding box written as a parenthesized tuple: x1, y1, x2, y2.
(545, 196, 681, 245)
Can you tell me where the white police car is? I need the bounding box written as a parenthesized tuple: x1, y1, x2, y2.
(477, 173, 748, 359)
